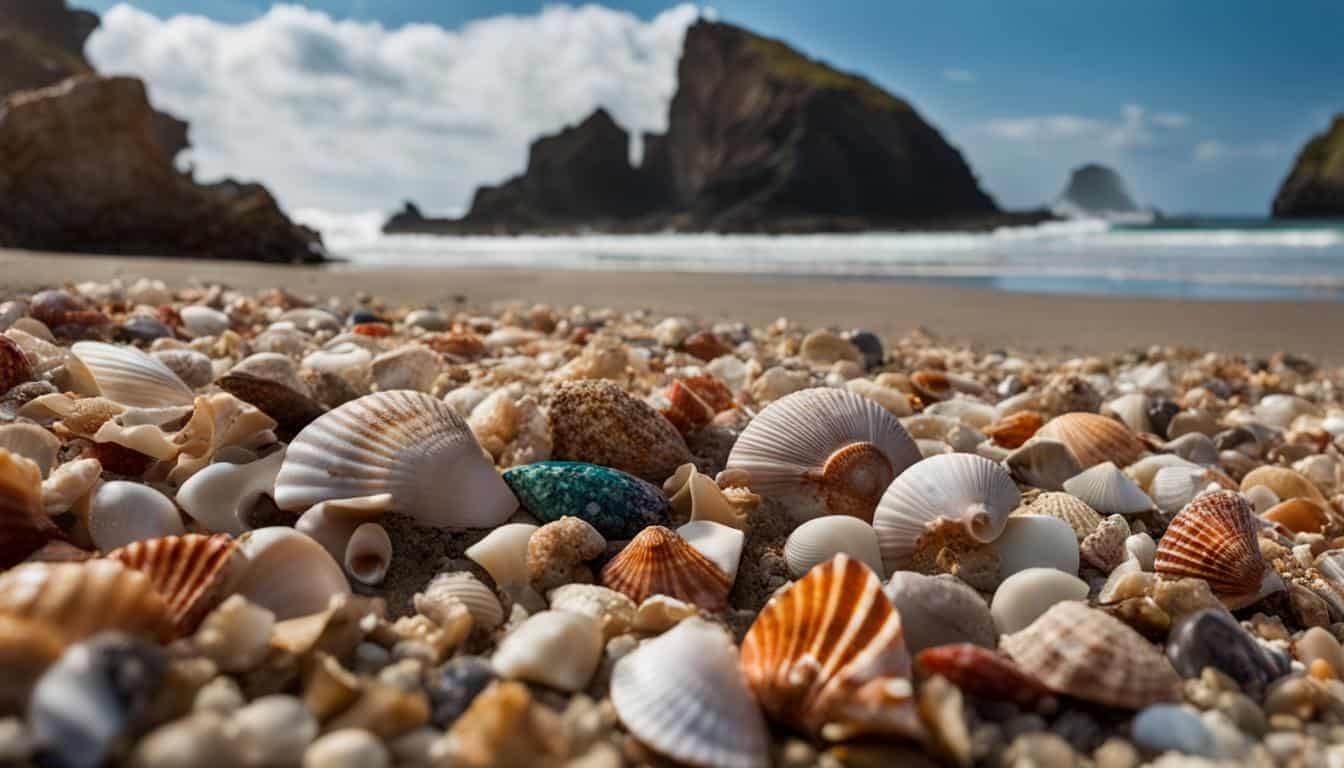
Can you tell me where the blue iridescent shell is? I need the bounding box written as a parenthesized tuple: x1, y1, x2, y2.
(502, 461, 671, 540)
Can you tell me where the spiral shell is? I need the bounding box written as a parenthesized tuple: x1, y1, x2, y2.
(1013, 492, 1103, 541)
(106, 534, 245, 636)
(1062, 462, 1154, 516)
(0, 560, 172, 643)
(69, 341, 193, 408)
(548, 380, 690, 483)
(1036, 412, 1145, 469)
(1154, 490, 1284, 610)
(664, 463, 750, 530)
(0, 448, 59, 568)
(726, 388, 920, 521)
(600, 526, 732, 611)
(784, 515, 883, 578)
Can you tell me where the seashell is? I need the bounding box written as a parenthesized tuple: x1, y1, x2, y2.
(990, 568, 1090, 634)
(466, 388, 551, 468)
(179, 305, 231, 337)
(1081, 514, 1131, 572)
(295, 493, 393, 563)
(176, 449, 287, 536)
(784, 515, 883, 578)
(612, 618, 769, 768)
(0, 424, 60, 478)
(726, 388, 920, 521)
(190, 594, 276, 673)
(882, 571, 997, 654)
(1262, 498, 1328, 534)
(304, 729, 390, 768)
(345, 523, 392, 585)
(1251, 393, 1321, 429)
(275, 390, 517, 528)
(1036, 412, 1145, 469)
(1161, 432, 1219, 465)
(0, 560, 172, 643)
(278, 307, 341, 334)
(87, 481, 185, 552)
(1103, 393, 1152, 434)
(873, 453, 1019, 572)
(740, 555, 923, 741)
(465, 523, 537, 599)
(983, 411, 1044, 449)
(915, 644, 1053, 708)
(545, 584, 635, 640)
(0, 449, 60, 567)
(0, 334, 33, 393)
(911, 369, 983, 402)
(153, 349, 213, 389)
(1126, 453, 1202, 492)
(416, 572, 504, 632)
(676, 520, 744, 584)
(989, 515, 1080, 579)
(1154, 490, 1284, 610)
(1150, 465, 1236, 515)
(1167, 409, 1220, 438)
(69, 342, 193, 408)
(925, 399, 997, 429)
(1239, 465, 1327, 506)
(1243, 484, 1280, 515)
(0, 614, 65, 714)
(491, 611, 603, 692)
(663, 463, 749, 530)
(846, 378, 911, 417)
(504, 461, 669, 539)
(234, 528, 351, 620)
(106, 534, 245, 636)
(1002, 439, 1080, 491)
(1126, 533, 1157, 570)
(218, 355, 327, 433)
(659, 374, 735, 436)
(1062, 462, 1154, 516)
(632, 594, 700, 634)
(370, 345, 443, 393)
(600, 526, 732, 611)
(1014, 492, 1102, 540)
(272, 594, 384, 659)
(1001, 600, 1181, 709)
(547, 380, 690, 482)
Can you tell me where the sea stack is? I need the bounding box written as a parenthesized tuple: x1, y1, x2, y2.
(1052, 164, 1140, 218)
(1272, 114, 1344, 218)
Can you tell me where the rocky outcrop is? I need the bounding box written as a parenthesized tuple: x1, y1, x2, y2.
(1053, 164, 1140, 217)
(1273, 115, 1344, 218)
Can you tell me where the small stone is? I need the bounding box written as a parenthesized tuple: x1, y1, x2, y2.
(405, 309, 449, 332)
(0, 718, 35, 764)
(1151, 578, 1227, 624)
(1167, 609, 1291, 696)
(428, 656, 498, 729)
(193, 676, 245, 716)
(527, 517, 606, 593)
(1003, 732, 1077, 768)
(387, 726, 440, 768)
(1215, 691, 1269, 737)
(1092, 738, 1140, 768)
(749, 366, 808, 404)
(846, 378, 912, 417)
(1267, 714, 1304, 733)
(1263, 676, 1320, 720)
(846, 330, 884, 370)
(180, 305, 230, 338)
(129, 713, 239, 768)
(230, 695, 318, 767)
(429, 681, 565, 768)
(547, 584, 636, 641)
(302, 729, 390, 768)
(370, 346, 443, 392)
(1290, 582, 1332, 628)
(652, 317, 691, 348)
(1131, 704, 1216, 758)
(119, 316, 174, 343)
(191, 596, 276, 673)
(153, 349, 214, 389)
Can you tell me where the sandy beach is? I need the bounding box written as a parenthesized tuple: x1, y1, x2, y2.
(3, 247, 1341, 362)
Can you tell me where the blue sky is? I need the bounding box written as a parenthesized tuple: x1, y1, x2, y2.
(78, 1, 1344, 215)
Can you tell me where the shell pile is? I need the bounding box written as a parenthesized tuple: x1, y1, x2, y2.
(0, 280, 1343, 765)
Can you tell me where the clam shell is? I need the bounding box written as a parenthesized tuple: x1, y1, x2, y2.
(176, 449, 287, 536)
(1001, 600, 1181, 709)
(416, 572, 504, 632)
(0, 560, 172, 643)
(0, 334, 33, 393)
(1036, 412, 1145, 469)
(345, 523, 392, 586)
(1002, 438, 1081, 491)
(600, 526, 732, 611)
(1014, 492, 1103, 541)
(784, 515, 883, 578)
(611, 618, 769, 768)
(465, 523, 537, 599)
(0, 424, 60, 478)
(664, 463, 749, 530)
(990, 567, 1090, 634)
(218, 369, 327, 433)
(1150, 465, 1237, 514)
(725, 388, 920, 521)
(1062, 462, 1154, 516)
(882, 571, 997, 654)
(989, 515, 1080, 579)
(234, 527, 351, 620)
(740, 554, 923, 741)
(275, 390, 517, 528)
(676, 521, 744, 584)
(1154, 490, 1283, 610)
(915, 644, 1053, 708)
(873, 453, 1019, 572)
(1239, 466, 1326, 506)
(106, 533, 245, 636)
(503, 461, 669, 540)
(69, 341, 193, 408)
(0, 448, 59, 567)
(548, 380, 690, 483)
(88, 481, 185, 551)
(492, 611, 603, 692)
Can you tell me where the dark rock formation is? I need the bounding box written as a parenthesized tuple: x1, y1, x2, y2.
(1273, 115, 1344, 218)
(1053, 164, 1140, 217)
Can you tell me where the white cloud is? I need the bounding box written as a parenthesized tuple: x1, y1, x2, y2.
(1150, 112, 1190, 128)
(1194, 139, 1285, 164)
(942, 68, 975, 83)
(87, 3, 701, 213)
(980, 104, 1188, 149)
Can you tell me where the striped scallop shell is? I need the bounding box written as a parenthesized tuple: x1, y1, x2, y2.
(1062, 462, 1154, 516)
(740, 554, 923, 741)
(106, 534, 245, 636)
(69, 341, 194, 408)
(1014, 492, 1103, 541)
(0, 449, 59, 568)
(1150, 465, 1237, 515)
(1036, 412, 1145, 469)
(274, 390, 517, 528)
(1154, 490, 1282, 609)
(600, 526, 732, 611)
(1000, 600, 1181, 709)
(611, 618, 770, 768)
(872, 453, 1020, 571)
(784, 515, 883, 577)
(725, 388, 920, 521)
(0, 560, 173, 643)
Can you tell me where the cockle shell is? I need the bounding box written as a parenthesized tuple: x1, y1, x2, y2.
(725, 387, 920, 521)
(1003, 438, 1081, 491)
(87, 481, 185, 552)
(600, 526, 732, 611)
(503, 461, 669, 539)
(1239, 466, 1327, 506)
(0, 424, 60, 478)
(1062, 462, 1154, 516)
(664, 463, 750, 530)
(106, 534, 245, 636)
(1013, 492, 1103, 541)
(677, 520, 744, 584)
(69, 341, 193, 408)
(547, 380, 690, 482)
(176, 449, 287, 536)
(784, 515, 883, 578)
(915, 644, 1053, 708)
(233, 528, 351, 620)
(345, 523, 392, 585)
(611, 618, 769, 768)
(1001, 600, 1181, 709)
(740, 554, 923, 741)
(0, 448, 59, 567)
(1150, 465, 1237, 514)
(0, 560, 172, 643)
(415, 572, 504, 632)
(989, 515, 1080, 579)
(1036, 412, 1145, 469)
(1154, 490, 1284, 610)
(465, 523, 537, 600)
(492, 611, 603, 692)
(873, 453, 1019, 572)
(275, 390, 517, 528)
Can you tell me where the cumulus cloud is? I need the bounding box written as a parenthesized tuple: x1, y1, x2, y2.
(942, 68, 975, 83)
(981, 104, 1189, 149)
(1194, 139, 1285, 164)
(87, 3, 701, 213)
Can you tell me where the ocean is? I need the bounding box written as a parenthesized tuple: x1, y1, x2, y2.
(293, 211, 1344, 301)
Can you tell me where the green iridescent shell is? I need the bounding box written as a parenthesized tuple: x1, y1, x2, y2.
(503, 461, 671, 540)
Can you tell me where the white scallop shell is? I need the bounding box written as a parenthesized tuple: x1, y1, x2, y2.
(88, 481, 185, 551)
(783, 515, 883, 578)
(1125, 453, 1202, 492)
(415, 572, 504, 632)
(990, 568, 1089, 634)
(69, 341, 194, 408)
(344, 522, 391, 586)
(610, 618, 770, 768)
(676, 521, 744, 585)
(872, 453, 1020, 571)
(176, 449, 287, 536)
(492, 611, 603, 692)
(1102, 393, 1151, 434)
(0, 424, 61, 478)
(274, 390, 517, 528)
(1062, 462, 1154, 516)
(464, 523, 537, 597)
(234, 527, 351, 620)
(1150, 465, 1224, 515)
(989, 515, 1080, 579)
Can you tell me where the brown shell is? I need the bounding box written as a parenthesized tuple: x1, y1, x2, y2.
(1000, 601, 1181, 709)
(0, 448, 60, 568)
(739, 554, 923, 741)
(915, 643, 1053, 708)
(659, 374, 735, 436)
(0, 614, 65, 715)
(1154, 490, 1273, 609)
(29, 290, 108, 330)
(217, 371, 327, 433)
(1262, 498, 1328, 534)
(0, 335, 33, 393)
(983, 411, 1044, 449)
(1240, 466, 1327, 505)
(1036, 412, 1145, 469)
(107, 534, 245, 636)
(682, 331, 732, 362)
(0, 560, 173, 643)
(548, 380, 691, 482)
(599, 526, 731, 611)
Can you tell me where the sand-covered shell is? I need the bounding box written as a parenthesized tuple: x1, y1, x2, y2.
(548, 380, 690, 482)
(1150, 465, 1237, 514)
(600, 526, 732, 611)
(233, 528, 351, 620)
(726, 388, 920, 521)
(915, 644, 1053, 708)
(664, 463, 750, 530)
(873, 453, 1019, 571)
(106, 534, 245, 636)
(740, 554, 923, 741)
(503, 462, 669, 539)
(1001, 600, 1181, 709)
(611, 618, 770, 768)
(1239, 466, 1327, 506)
(784, 515, 883, 578)
(1014, 492, 1103, 541)
(69, 341, 193, 408)
(1062, 462, 1154, 516)
(1154, 490, 1284, 609)
(0, 448, 59, 568)
(0, 560, 172, 643)
(1036, 412, 1145, 469)
(275, 390, 517, 528)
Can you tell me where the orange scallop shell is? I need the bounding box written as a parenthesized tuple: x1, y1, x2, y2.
(0, 560, 173, 643)
(0, 449, 60, 568)
(915, 643, 1053, 708)
(1035, 412, 1145, 469)
(1154, 490, 1273, 609)
(983, 411, 1045, 449)
(599, 526, 731, 611)
(739, 554, 924, 741)
(107, 534, 245, 636)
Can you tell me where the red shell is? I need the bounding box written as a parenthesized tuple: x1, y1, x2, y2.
(600, 526, 731, 611)
(351, 322, 393, 337)
(682, 331, 732, 362)
(916, 643, 1053, 708)
(0, 335, 33, 393)
(660, 374, 736, 435)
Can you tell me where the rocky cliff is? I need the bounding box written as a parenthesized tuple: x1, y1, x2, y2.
(1273, 115, 1344, 218)
(1053, 164, 1140, 217)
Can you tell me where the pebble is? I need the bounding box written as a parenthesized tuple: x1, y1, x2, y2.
(1215, 691, 1269, 737)
(180, 305, 230, 338)
(527, 517, 606, 593)
(0, 718, 35, 764)
(428, 656, 498, 728)
(1297, 627, 1344, 673)
(193, 676, 245, 715)
(1003, 732, 1078, 768)
(405, 309, 449, 332)
(1092, 738, 1140, 768)
(845, 330, 884, 370)
(119, 316, 174, 343)
(230, 695, 319, 767)
(302, 729, 390, 768)
(1167, 609, 1291, 695)
(799, 330, 861, 367)
(749, 366, 807, 403)
(1131, 704, 1216, 757)
(129, 713, 238, 768)
(990, 567, 1089, 634)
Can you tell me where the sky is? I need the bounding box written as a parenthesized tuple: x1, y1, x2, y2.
(77, 1, 1344, 216)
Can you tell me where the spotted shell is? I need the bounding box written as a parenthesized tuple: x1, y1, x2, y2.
(1000, 600, 1181, 709)
(1154, 490, 1283, 609)
(107, 534, 245, 636)
(1239, 466, 1327, 506)
(915, 644, 1053, 708)
(1036, 412, 1145, 469)
(600, 526, 731, 611)
(69, 341, 194, 408)
(0, 449, 60, 568)
(726, 388, 920, 521)
(0, 560, 173, 643)
(1013, 492, 1103, 541)
(274, 390, 517, 528)
(740, 554, 923, 741)
(548, 380, 690, 483)
(503, 461, 669, 540)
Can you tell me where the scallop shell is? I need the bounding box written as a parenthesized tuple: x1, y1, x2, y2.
(233, 527, 351, 620)
(1014, 492, 1103, 541)
(1000, 600, 1181, 709)
(676, 521, 744, 584)
(664, 463, 749, 530)
(0, 448, 59, 568)
(1150, 465, 1237, 514)
(725, 388, 920, 521)
(599, 526, 732, 611)
(1154, 490, 1284, 610)
(740, 554, 923, 741)
(611, 618, 769, 768)
(1102, 393, 1152, 434)
(274, 390, 517, 528)
(69, 341, 193, 408)
(503, 461, 669, 540)
(784, 515, 883, 578)
(873, 453, 1019, 572)
(1062, 462, 1154, 516)
(106, 534, 245, 636)
(915, 644, 1053, 708)
(547, 380, 690, 483)
(176, 449, 287, 536)
(415, 572, 504, 632)
(465, 523, 537, 599)
(0, 560, 172, 643)
(0, 424, 60, 477)
(88, 481, 185, 552)
(1002, 438, 1081, 491)
(1262, 498, 1328, 534)
(1036, 412, 1145, 469)
(1239, 466, 1327, 506)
